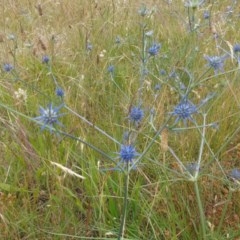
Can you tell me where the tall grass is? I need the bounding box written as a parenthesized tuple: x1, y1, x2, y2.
(0, 0, 240, 239)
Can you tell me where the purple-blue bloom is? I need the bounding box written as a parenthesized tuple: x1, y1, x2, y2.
(56, 87, 64, 97)
(171, 98, 198, 124)
(148, 43, 161, 56)
(86, 42, 93, 51)
(229, 169, 240, 180)
(203, 10, 210, 19)
(119, 145, 137, 163)
(129, 106, 144, 123)
(115, 36, 121, 44)
(42, 55, 50, 64)
(3, 63, 13, 72)
(154, 84, 161, 91)
(233, 44, 240, 53)
(34, 103, 64, 131)
(142, 68, 148, 76)
(204, 54, 228, 74)
(138, 5, 150, 17)
(107, 65, 115, 73)
(159, 69, 166, 76)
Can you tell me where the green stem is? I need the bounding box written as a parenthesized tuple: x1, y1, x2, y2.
(216, 189, 233, 234)
(131, 115, 172, 170)
(0, 102, 116, 164)
(194, 114, 206, 179)
(194, 180, 207, 239)
(138, 24, 147, 105)
(65, 105, 121, 145)
(118, 165, 130, 240)
(109, 73, 128, 99)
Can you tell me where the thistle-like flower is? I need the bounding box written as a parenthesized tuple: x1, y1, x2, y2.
(138, 5, 150, 17)
(228, 168, 240, 189)
(3, 63, 14, 72)
(159, 69, 166, 76)
(119, 145, 138, 163)
(56, 87, 64, 97)
(86, 42, 93, 51)
(101, 144, 140, 172)
(115, 36, 121, 44)
(42, 55, 50, 64)
(229, 169, 240, 181)
(233, 44, 240, 53)
(148, 43, 161, 56)
(171, 98, 198, 125)
(34, 103, 64, 131)
(203, 10, 210, 19)
(107, 65, 115, 74)
(204, 54, 228, 74)
(129, 106, 144, 123)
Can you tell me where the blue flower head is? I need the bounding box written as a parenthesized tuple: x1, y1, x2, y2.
(86, 42, 93, 51)
(115, 36, 121, 44)
(42, 55, 50, 64)
(159, 69, 166, 76)
(34, 103, 64, 132)
(138, 5, 150, 17)
(119, 145, 137, 163)
(3, 63, 13, 72)
(154, 83, 161, 91)
(172, 98, 198, 124)
(148, 43, 161, 56)
(203, 10, 210, 19)
(107, 65, 115, 73)
(204, 54, 228, 74)
(233, 44, 240, 53)
(129, 106, 144, 123)
(142, 68, 148, 76)
(229, 169, 240, 180)
(56, 87, 64, 97)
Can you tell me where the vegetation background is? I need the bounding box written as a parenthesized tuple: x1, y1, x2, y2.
(0, 0, 240, 239)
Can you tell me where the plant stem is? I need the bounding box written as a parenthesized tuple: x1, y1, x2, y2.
(216, 189, 233, 234)
(131, 115, 172, 170)
(194, 180, 207, 239)
(65, 105, 121, 145)
(195, 114, 207, 179)
(118, 164, 130, 240)
(138, 23, 147, 106)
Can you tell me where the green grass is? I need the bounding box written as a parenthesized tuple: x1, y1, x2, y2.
(1, 0, 240, 239)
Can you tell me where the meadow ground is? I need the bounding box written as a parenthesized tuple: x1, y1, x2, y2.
(0, 0, 240, 239)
